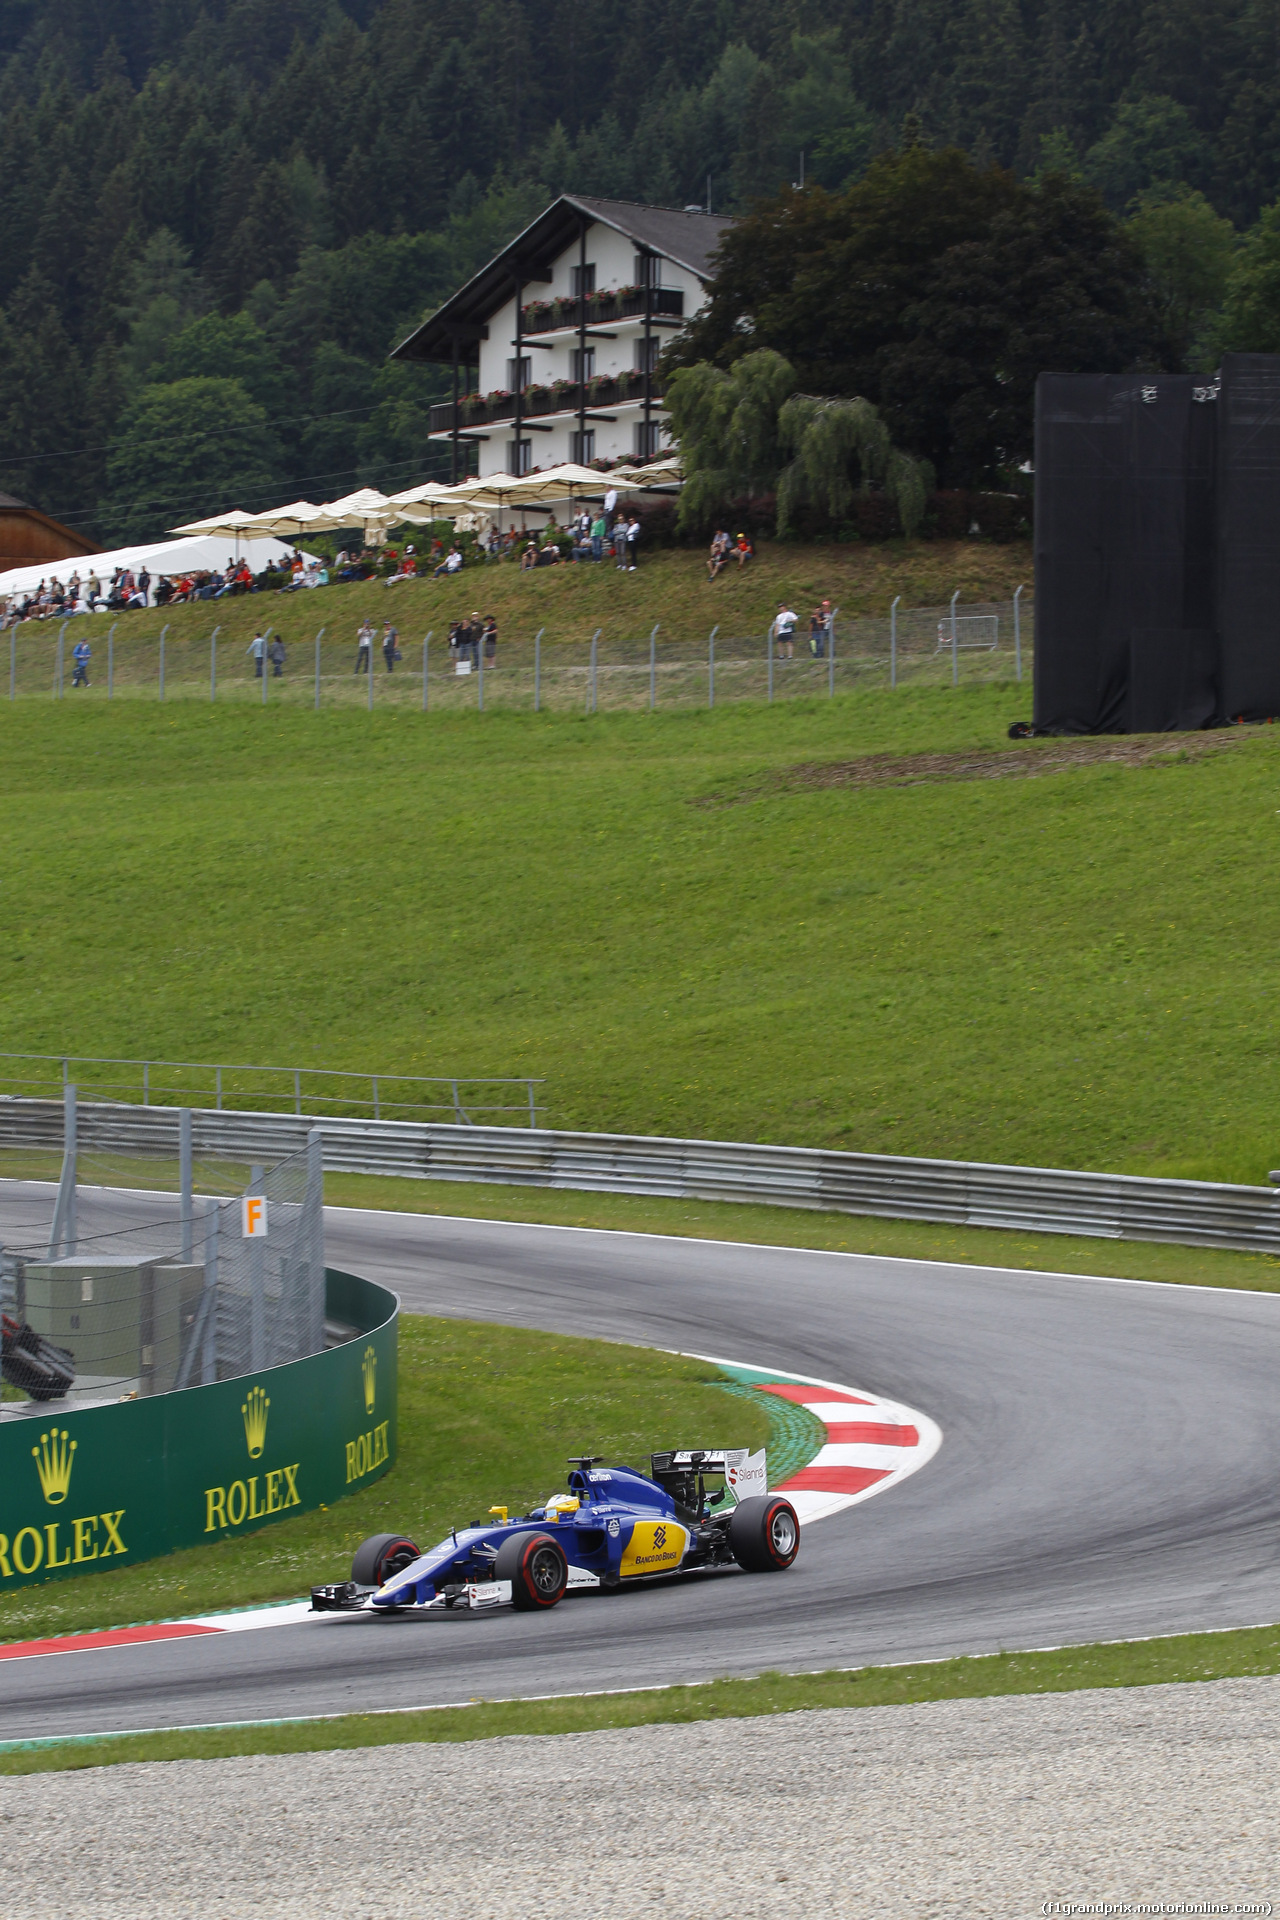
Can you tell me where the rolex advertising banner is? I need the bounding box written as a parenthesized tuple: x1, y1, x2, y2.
(0, 1270, 397, 1591)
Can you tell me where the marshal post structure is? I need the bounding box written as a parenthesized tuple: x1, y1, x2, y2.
(392, 194, 732, 483)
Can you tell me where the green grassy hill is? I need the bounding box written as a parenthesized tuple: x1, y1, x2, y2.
(2, 607, 1278, 1184)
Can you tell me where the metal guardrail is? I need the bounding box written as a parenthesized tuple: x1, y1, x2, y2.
(0, 1052, 543, 1125)
(0, 1098, 1277, 1256)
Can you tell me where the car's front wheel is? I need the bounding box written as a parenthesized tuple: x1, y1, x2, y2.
(494, 1530, 570, 1609)
(728, 1495, 800, 1572)
(351, 1532, 421, 1588)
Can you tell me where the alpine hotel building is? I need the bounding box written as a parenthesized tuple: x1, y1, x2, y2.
(392, 195, 732, 482)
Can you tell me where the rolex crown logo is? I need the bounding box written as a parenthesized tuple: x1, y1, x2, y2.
(362, 1345, 377, 1416)
(242, 1385, 270, 1459)
(33, 1428, 77, 1505)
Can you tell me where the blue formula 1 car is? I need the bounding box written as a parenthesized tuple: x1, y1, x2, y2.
(310, 1451, 800, 1615)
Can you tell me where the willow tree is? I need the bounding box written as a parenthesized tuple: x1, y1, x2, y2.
(776, 393, 930, 537)
(664, 348, 797, 528)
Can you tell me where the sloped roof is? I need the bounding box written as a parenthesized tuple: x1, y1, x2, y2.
(391, 193, 733, 367)
(0, 492, 30, 509)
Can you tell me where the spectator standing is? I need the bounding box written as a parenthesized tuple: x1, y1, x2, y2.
(809, 607, 825, 658)
(269, 635, 286, 678)
(771, 602, 797, 659)
(613, 517, 629, 569)
(382, 621, 400, 672)
(591, 510, 606, 562)
(483, 615, 497, 666)
(354, 620, 375, 673)
(626, 515, 640, 570)
(247, 630, 268, 677)
(71, 638, 91, 687)
(604, 484, 618, 520)
(137, 567, 151, 605)
(821, 598, 835, 658)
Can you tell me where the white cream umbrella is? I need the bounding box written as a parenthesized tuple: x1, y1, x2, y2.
(383, 480, 463, 527)
(168, 507, 260, 536)
(239, 500, 331, 538)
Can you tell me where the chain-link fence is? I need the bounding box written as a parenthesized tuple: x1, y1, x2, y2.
(1, 1138, 324, 1410)
(4, 597, 1032, 711)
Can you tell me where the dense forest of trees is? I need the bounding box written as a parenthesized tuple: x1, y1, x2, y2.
(7, 0, 1280, 539)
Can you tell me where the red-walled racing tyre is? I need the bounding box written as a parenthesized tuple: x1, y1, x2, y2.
(728, 1495, 800, 1572)
(494, 1530, 570, 1609)
(351, 1533, 421, 1588)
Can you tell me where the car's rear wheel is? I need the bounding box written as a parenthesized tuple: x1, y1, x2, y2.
(494, 1530, 570, 1609)
(351, 1532, 421, 1588)
(728, 1495, 800, 1572)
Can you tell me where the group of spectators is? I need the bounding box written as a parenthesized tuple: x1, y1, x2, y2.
(769, 597, 836, 658)
(0, 551, 317, 628)
(519, 506, 642, 572)
(706, 529, 756, 578)
(446, 612, 498, 669)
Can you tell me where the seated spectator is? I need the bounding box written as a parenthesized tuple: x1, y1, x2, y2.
(535, 541, 562, 567)
(386, 545, 418, 584)
(572, 533, 594, 562)
(734, 531, 754, 569)
(433, 545, 463, 577)
(707, 529, 731, 580)
(519, 539, 538, 572)
(154, 575, 175, 607)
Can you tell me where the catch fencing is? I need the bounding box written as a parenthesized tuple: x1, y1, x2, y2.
(4, 594, 1033, 713)
(0, 1097, 1276, 1257)
(1, 1136, 325, 1402)
(0, 1051, 544, 1126)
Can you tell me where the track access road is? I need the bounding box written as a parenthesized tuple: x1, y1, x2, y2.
(3, 1186, 1280, 1742)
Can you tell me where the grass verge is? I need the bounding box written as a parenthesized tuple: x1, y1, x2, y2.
(6, 1622, 1280, 1775)
(0, 1315, 776, 1645)
(5, 684, 1280, 1183)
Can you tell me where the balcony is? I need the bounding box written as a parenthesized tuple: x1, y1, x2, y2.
(429, 369, 666, 437)
(520, 285, 684, 334)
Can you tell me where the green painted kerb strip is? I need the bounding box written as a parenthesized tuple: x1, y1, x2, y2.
(0, 1269, 397, 1591)
(713, 1361, 825, 1485)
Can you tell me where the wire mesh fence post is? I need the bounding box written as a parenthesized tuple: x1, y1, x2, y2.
(527, 1079, 537, 1127)
(56, 620, 66, 698)
(372, 1075, 380, 1121)
(649, 624, 658, 710)
(215, 1065, 222, 1110)
(534, 626, 543, 711)
(950, 590, 960, 687)
(161, 623, 171, 700)
(367, 633, 373, 712)
(477, 625, 484, 711)
(108, 620, 116, 699)
(210, 625, 218, 702)
(828, 605, 839, 697)
(315, 626, 324, 710)
(890, 596, 900, 688)
(179, 1107, 193, 1262)
(452, 1078, 462, 1124)
(249, 1162, 265, 1371)
(293, 1068, 302, 1115)
(422, 630, 431, 711)
(201, 1196, 218, 1384)
(767, 622, 774, 702)
(590, 629, 599, 712)
(1014, 584, 1024, 683)
(708, 625, 718, 707)
(9, 625, 15, 700)
(262, 626, 269, 705)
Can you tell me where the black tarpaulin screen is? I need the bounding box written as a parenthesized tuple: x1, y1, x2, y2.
(1034, 374, 1216, 733)
(1216, 355, 1280, 721)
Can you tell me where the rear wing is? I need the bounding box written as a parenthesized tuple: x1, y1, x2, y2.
(650, 1448, 767, 1504)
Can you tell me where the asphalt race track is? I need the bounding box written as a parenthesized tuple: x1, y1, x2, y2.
(4, 1181, 1280, 1743)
